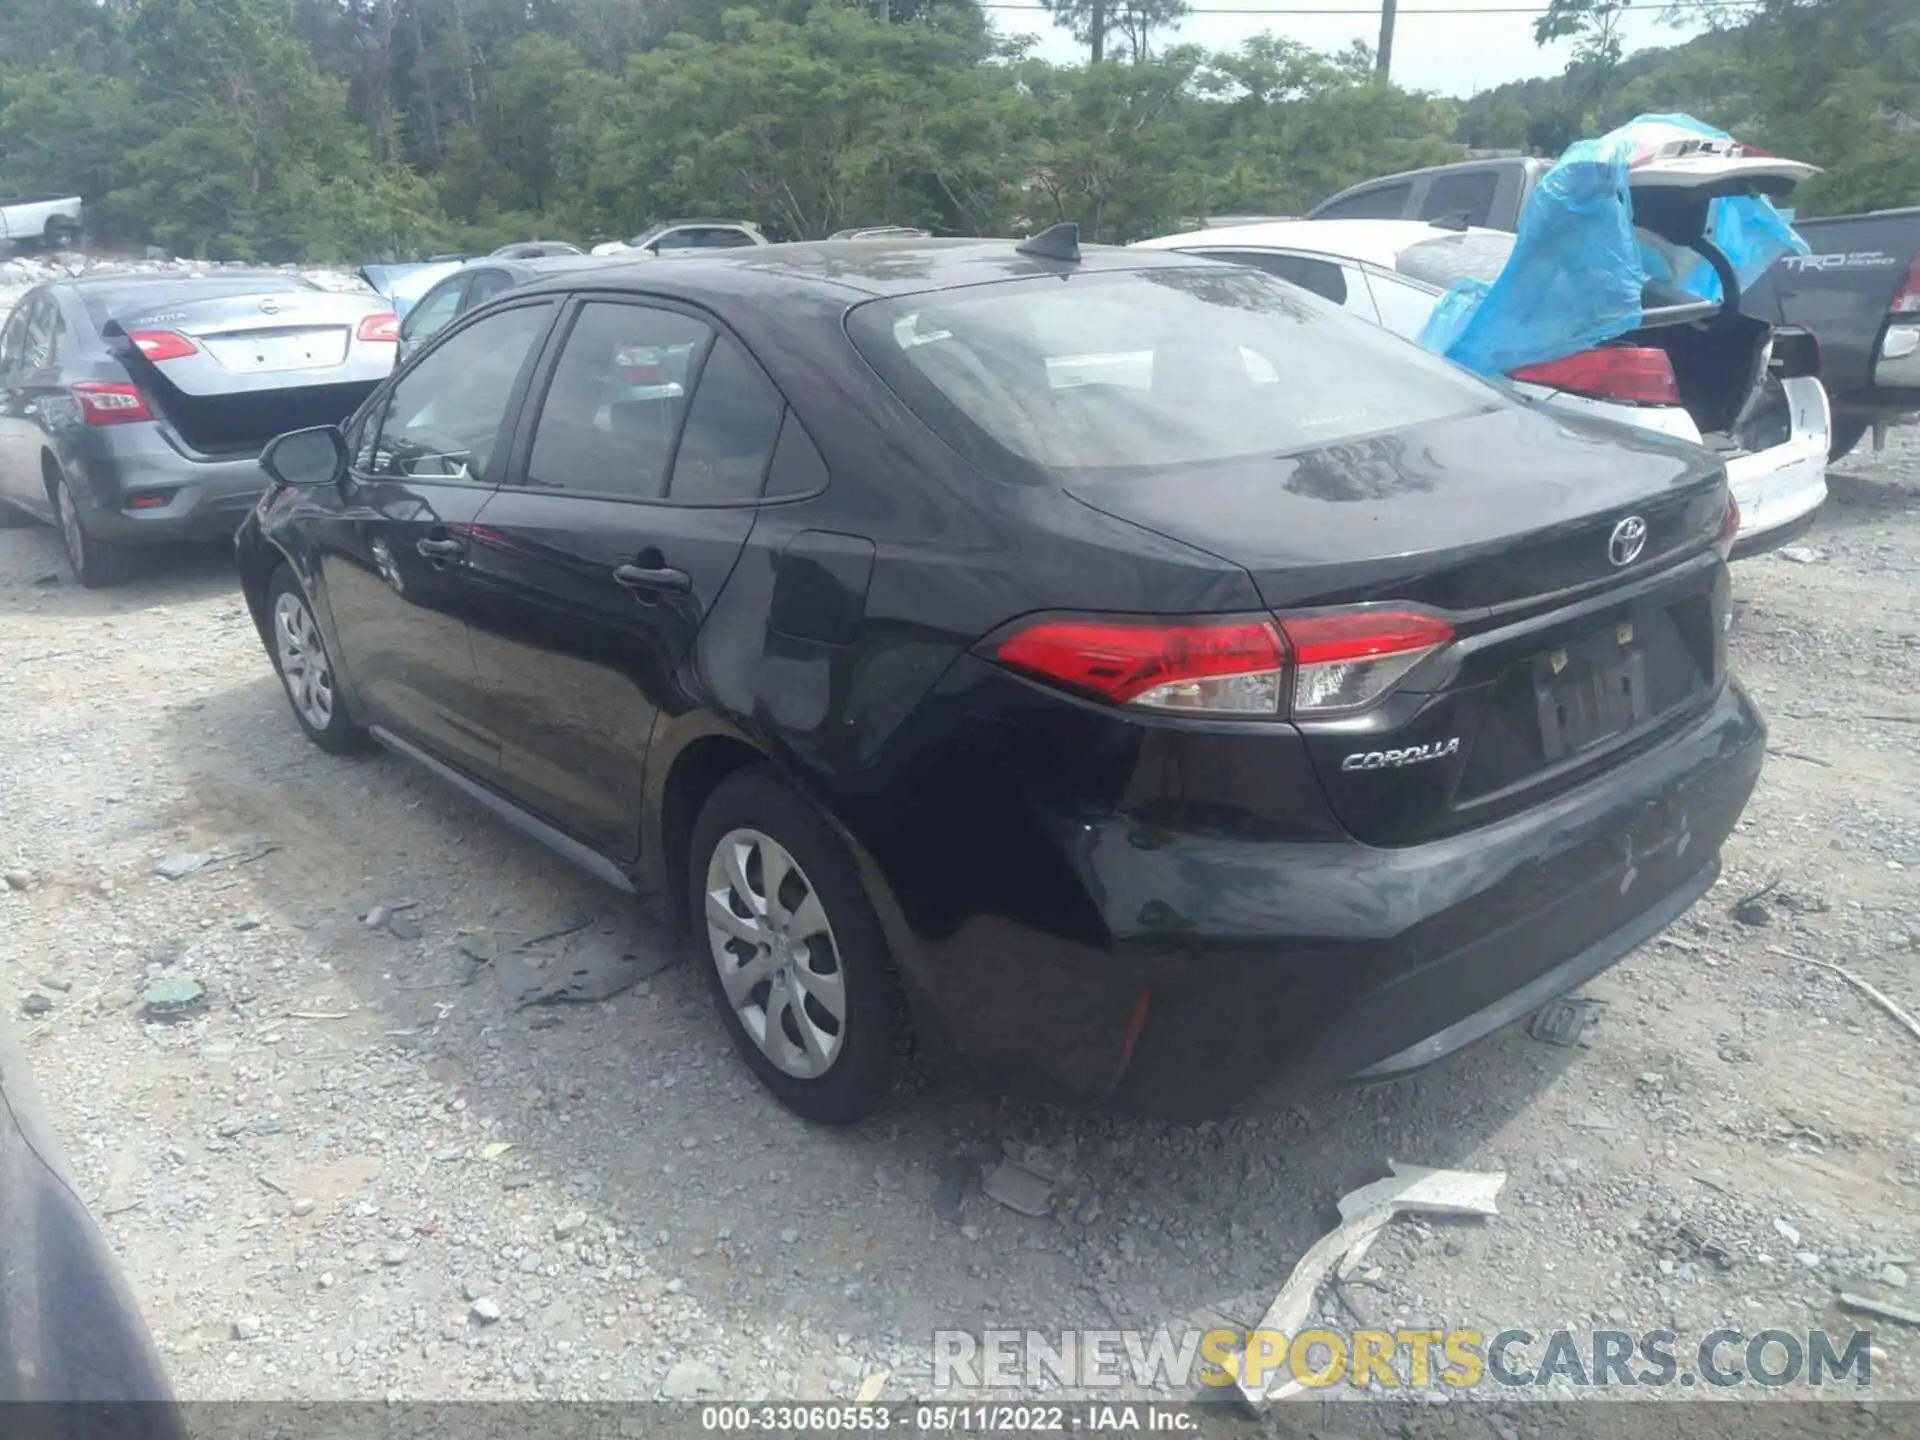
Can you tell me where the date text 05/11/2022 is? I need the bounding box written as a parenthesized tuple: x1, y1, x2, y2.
(701, 1404, 1196, 1432)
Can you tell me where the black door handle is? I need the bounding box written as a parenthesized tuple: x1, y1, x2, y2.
(613, 563, 692, 593)
(416, 536, 465, 558)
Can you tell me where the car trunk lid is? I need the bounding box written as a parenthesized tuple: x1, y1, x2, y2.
(102, 292, 392, 456)
(1067, 402, 1733, 844)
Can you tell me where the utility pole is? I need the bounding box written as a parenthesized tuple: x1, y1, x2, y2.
(1091, 0, 1107, 63)
(1376, 0, 1396, 80)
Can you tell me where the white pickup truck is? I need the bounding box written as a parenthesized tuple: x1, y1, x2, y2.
(1, 194, 82, 250)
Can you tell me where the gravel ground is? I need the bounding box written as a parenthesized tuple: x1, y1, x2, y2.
(1, 380, 1916, 1410)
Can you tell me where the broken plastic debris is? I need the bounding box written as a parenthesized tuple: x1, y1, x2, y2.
(140, 975, 207, 1021)
(1526, 995, 1604, 1047)
(982, 1159, 1054, 1217)
(1235, 1161, 1506, 1407)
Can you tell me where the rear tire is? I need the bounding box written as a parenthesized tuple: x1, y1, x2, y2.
(43, 218, 76, 251)
(53, 473, 135, 587)
(689, 766, 911, 1125)
(1828, 416, 1870, 463)
(265, 566, 372, 756)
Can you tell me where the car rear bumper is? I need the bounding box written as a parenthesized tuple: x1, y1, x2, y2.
(1725, 376, 1827, 552)
(871, 672, 1764, 1119)
(65, 426, 266, 546)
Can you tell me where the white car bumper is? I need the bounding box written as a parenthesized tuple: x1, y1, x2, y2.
(1725, 376, 1829, 557)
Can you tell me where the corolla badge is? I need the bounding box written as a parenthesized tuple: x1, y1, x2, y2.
(1608, 515, 1648, 567)
(1340, 737, 1461, 772)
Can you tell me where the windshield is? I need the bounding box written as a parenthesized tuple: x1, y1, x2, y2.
(846, 266, 1495, 483)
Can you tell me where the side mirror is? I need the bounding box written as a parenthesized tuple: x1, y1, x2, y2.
(261, 426, 348, 488)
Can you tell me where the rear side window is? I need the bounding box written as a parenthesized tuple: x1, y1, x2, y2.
(668, 337, 785, 503)
(849, 266, 1493, 483)
(367, 304, 550, 482)
(1396, 232, 1516, 289)
(1419, 170, 1500, 227)
(524, 301, 710, 499)
(1312, 182, 1413, 221)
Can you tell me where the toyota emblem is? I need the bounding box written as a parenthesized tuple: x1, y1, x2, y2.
(1608, 515, 1648, 567)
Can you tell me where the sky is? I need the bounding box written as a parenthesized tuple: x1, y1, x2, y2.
(991, 0, 1713, 98)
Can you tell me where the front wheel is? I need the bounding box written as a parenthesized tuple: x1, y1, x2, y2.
(690, 767, 911, 1125)
(54, 474, 134, 587)
(266, 567, 371, 755)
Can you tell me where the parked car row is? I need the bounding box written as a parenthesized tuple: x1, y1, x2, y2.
(1311, 152, 1920, 462)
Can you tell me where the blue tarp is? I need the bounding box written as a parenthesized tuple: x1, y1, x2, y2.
(1417, 114, 1809, 377)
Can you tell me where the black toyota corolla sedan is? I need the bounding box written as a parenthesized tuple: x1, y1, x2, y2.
(236, 233, 1763, 1125)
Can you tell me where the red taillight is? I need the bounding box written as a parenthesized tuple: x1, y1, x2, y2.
(988, 608, 1454, 719)
(126, 330, 197, 362)
(71, 382, 153, 426)
(1717, 492, 1741, 560)
(993, 616, 1288, 714)
(1890, 256, 1920, 316)
(1509, 346, 1680, 406)
(1279, 610, 1457, 716)
(357, 311, 401, 342)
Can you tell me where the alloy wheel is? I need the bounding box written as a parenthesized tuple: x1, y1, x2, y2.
(704, 828, 846, 1080)
(273, 590, 336, 731)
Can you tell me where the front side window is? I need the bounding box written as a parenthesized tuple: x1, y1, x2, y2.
(367, 304, 550, 481)
(524, 301, 710, 499)
(402, 278, 468, 344)
(464, 269, 514, 309)
(848, 266, 1494, 483)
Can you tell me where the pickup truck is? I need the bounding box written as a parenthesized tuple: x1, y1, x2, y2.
(0, 193, 82, 250)
(1310, 159, 1920, 459)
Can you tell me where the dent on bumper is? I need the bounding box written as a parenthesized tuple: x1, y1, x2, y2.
(71, 434, 268, 546)
(951, 682, 1767, 1118)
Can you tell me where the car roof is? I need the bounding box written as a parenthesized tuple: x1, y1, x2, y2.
(511, 237, 1218, 308)
(1133, 219, 1511, 270)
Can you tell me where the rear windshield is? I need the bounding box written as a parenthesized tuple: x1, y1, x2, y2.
(82, 276, 316, 333)
(847, 265, 1493, 483)
(1395, 232, 1516, 289)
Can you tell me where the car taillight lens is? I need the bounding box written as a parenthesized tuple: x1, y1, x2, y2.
(126, 329, 197, 362)
(988, 608, 1454, 719)
(1281, 610, 1456, 716)
(993, 617, 1288, 715)
(71, 382, 153, 425)
(1717, 491, 1740, 561)
(1509, 346, 1680, 405)
(1890, 256, 1920, 316)
(357, 312, 401, 342)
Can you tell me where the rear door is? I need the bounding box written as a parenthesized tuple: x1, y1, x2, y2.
(317, 300, 556, 778)
(464, 295, 789, 857)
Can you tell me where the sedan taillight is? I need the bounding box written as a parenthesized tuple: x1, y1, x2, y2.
(126, 330, 197, 362)
(71, 382, 154, 426)
(1717, 491, 1741, 561)
(1509, 346, 1680, 406)
(357, 312, 401, 342)
(987, 608, 1455, 719)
